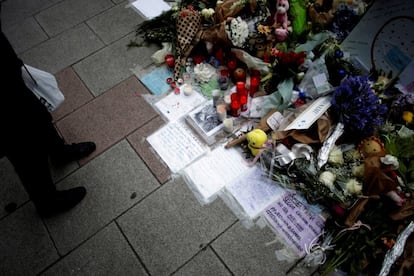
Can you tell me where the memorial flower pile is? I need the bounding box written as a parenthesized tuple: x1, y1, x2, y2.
(132, 0, 414, 274)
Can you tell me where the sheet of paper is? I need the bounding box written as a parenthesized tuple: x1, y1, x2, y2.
(183, 146, 250, 202)
(140, 66, 173, 96)
(225, 166, 285, 219)
(263, 193, 325, 257)
(147, 121, 207, 173)
(341, 0, 414, 73)
(284, 96, 331, 131)
(154, 86, 206, 122)
(130, 0, 171, 19)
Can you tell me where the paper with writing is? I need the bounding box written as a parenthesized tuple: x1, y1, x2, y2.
(284, 96, 331, 131)
(154, 86, 206, 122)
(147, 121, 207, 173)
(263, 193, 325, 257)
(225, 166, 285, 219)
(183, 146, 250, 202)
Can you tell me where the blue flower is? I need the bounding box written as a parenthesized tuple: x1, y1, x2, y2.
(330, 76, 387, 137)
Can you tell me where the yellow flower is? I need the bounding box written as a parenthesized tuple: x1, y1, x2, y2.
(402, 111, 413, 124)
(319, 171, 336, 189)
(257, 24, 271, 34)
(345, 178, 362, 195)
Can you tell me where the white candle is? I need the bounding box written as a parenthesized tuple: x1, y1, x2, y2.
(216, 104, 227, 122)
(183, 84, 193, 96)
(223, 118, 233, 133)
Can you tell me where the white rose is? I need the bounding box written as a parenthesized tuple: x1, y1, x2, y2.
(380, 154, 399, 170)
(328, 145, 344, 166)
(319, 171, 336, 189)
(352, 164, 365, 178)
(346, 179, 363, 195)
(193, 63, 217, 83)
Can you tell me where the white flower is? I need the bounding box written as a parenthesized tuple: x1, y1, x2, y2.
(216, 0, 224, 4)
(380, 154, 399, 170)
(201, 8, 215, 20)
(193, 63, 217, 83)
(225, 17, 249, 47)
(352, 164, 365, 178)
(328, 145, 344, 166)
(345, 178, 363, 195)
(319, 171, 336, 189)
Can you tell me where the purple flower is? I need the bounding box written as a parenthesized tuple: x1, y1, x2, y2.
(331, 76, 387, 137)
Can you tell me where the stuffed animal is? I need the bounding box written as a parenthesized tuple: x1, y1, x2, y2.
(274, 0, 290, 29)
(273, 0, 291, 41)
(246, 129, 268, 156)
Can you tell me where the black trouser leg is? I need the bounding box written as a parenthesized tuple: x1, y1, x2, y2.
(6, 145, 56, 207)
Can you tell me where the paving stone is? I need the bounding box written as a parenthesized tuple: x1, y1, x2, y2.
(19, 24, 104, 74)
(52, 67, 94, 122)
(42, 222, 148, 276)
(35, 0, 114, 36)
(212, 222, 303, 276)
(2, 17, 48, 54)
(0, 0, 61, 28)
(127, 116, 171, 184)
(172, 247, 232, 276)
(117, 177, 237, 276)
(86, 1, 144, 45)
(0, 203, 59, 275)
(44, 140, 160, 255)
(0, 158, 29, 219)
(56, 76, 158, 165)
(73, 33, 159, 96)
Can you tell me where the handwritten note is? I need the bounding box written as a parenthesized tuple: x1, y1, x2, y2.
(263, 193, 325, 257)
(147, 121, 207, 173)
(225, 166, 285, 219)
(154, 86, 206, 122)
(182, 146, 250, 203)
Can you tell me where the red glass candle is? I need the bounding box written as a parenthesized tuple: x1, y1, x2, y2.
(165, 54, 175, 68)
(230, 99, 241, 117)
(240, 94, 248, 112)
(236, 82, 245, 94)
(249, 76, 260, 97)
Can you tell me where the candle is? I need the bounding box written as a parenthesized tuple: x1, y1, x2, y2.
(249, 76, 260, 97)
(183, 84, 193, 96)
(216, 104, 227, 122)
(230, 99, 241, 117)
(212, 89, 221, 107)
(223, 118, 233, 133)
(240, 94, 248, 112)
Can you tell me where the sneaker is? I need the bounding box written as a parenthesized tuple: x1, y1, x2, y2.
(52, 142, 96, 164)
(36, 187, 86, 218)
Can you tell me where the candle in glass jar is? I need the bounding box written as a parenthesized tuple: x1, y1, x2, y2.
(223, 118, 233, 133)
(240, 94, 248, 112)
(249, 76, 260, 97)
(216, 104, 227, 121)
(230, 99, 241, 117)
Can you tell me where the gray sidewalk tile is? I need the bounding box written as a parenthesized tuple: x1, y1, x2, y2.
(0, 203, 59, 275)
(44, 140, 160, 255)
(117, 177, 237, 276)
(0, 158, 28, 219)
(52, 67, 94, 122)
(55, 76, 158, 165)
(212, 222, 299, 276)
(41, 222, 148, 276)
(86, 1, 144, 45)
(0, 0, 61, 28)
(127, 116, 171, 184)
(35, 0, 114, 37)
(2, 17, 48, 54)
(73, 33, 159, 96)
(172, 247, 232, 276)
(19, 23, 104, 74)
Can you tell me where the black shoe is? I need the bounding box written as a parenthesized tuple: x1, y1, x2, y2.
(36, 187, 86, 218)
(52, 142, 96, 164)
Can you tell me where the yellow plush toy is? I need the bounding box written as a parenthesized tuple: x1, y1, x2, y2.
(246, 129, 268, 156)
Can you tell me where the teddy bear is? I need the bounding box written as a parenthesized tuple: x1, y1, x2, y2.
(273, 0, 291, 41)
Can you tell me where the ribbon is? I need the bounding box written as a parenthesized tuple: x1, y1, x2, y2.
(337, 220, 372, 237)
(273, 143, 314, 166)
(304, 232, 335, 266)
